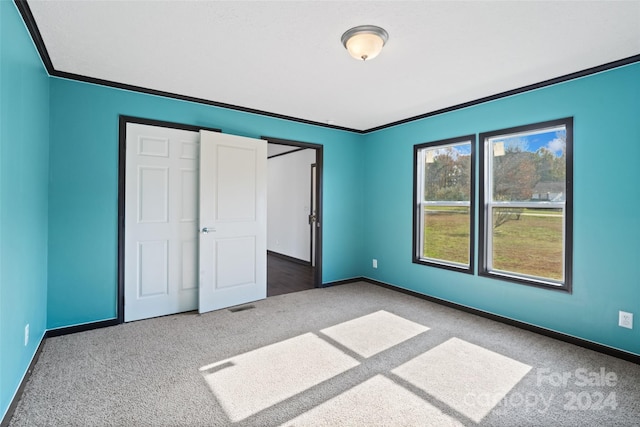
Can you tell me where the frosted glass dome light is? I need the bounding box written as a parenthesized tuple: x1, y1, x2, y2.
(341, 25, 389, 61)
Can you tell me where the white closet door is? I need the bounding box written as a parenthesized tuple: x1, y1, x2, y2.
(124, 123, 199, 322)
(198, 130, 267, 314)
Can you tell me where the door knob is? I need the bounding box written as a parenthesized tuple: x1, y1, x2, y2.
(202, 227, 215, 234)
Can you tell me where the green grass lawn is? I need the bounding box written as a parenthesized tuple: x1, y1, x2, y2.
(491, 209, 563, 280)
(423, 207, 563, 280)
(423, 208, 470, 265)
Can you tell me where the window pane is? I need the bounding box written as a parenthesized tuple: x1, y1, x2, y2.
(424, 144, 471, 202)
(491, 207, 563, 281)
(415, 136, 474, 273)
(491, 128, 566, 203)
(423, 206, 470, 265)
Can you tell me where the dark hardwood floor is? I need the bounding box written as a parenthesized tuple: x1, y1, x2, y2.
(267, 252, 315, 297)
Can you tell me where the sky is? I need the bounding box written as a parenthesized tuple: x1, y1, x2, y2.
(425, 127, 566, 161)
(495, 128, 566, 156)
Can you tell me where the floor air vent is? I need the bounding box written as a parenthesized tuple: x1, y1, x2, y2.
(228, 304, 256, 313)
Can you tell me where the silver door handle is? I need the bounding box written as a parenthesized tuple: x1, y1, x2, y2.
(202, 227, 215, 234)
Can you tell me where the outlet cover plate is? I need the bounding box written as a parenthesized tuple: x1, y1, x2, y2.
(619, 311, 633, 329)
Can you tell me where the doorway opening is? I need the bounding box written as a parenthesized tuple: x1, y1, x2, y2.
(262, 136, 323, 297)
(116, 117, 323, 323)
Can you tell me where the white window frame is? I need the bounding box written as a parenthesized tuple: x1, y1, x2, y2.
(480, 118, 573, 291)
(414, 136, 475, 273)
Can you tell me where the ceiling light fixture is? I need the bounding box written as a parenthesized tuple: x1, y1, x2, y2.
(341, 25, 389, 61)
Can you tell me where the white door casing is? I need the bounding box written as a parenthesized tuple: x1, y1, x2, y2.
(198, 131, 267, 314)
(124, 123, 200, 322)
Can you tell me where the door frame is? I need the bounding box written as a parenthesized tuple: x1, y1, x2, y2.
(261, 136, 324, 289)
(116, 115, 221, 323)
(310, 163, 317, 266)
(116, 117, 326, 323)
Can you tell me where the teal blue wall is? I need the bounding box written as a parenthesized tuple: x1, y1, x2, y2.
(2, 1, 639, 419)
(47, 78, 363, 329)
(362, 62, 640, 355)
(0, 0, 50, 420)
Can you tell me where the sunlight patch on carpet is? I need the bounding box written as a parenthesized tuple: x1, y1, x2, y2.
(281, 374, 464, 426)
(320, 310, 430, 358)
(392, 337, 531, 423)
(200, 333, 359, 422)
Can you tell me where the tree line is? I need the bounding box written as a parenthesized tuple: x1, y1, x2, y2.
(424, 137, 566, 227)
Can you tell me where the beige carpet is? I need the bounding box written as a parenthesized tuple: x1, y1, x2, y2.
(8, 282, 640, 426)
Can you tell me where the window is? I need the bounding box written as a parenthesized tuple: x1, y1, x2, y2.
(414, 135, 475, 273)
(479, 118, 573, 291)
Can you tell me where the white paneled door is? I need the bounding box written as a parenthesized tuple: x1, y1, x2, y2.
(124, 124, 267, 321)
(198, 131, 267, 314)
(124, 123, 200, 322)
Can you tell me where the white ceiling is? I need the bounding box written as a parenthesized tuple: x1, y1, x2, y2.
(26, 0, 640, 132)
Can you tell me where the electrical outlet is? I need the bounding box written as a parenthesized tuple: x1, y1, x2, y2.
(619, 311, 633, 329)
(24, 324, 29, 346)
(372, 259, 378, 269)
